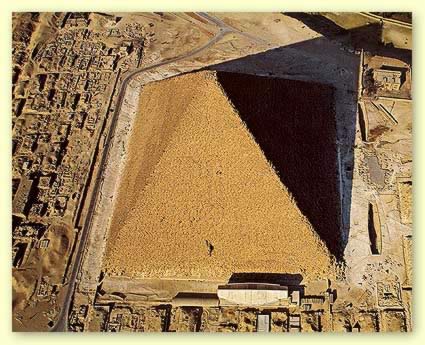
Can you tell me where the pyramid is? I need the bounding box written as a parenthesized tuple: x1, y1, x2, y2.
(104, 71, 338, 282)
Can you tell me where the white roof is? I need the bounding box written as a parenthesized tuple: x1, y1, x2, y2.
(218, 285, 288, 306)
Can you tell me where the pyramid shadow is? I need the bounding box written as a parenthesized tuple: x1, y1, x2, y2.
(286, 13, 412, 65)
(203, 14, 411, 260)
(198, 19, 353, 259)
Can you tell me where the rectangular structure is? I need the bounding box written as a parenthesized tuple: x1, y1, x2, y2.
(256, 314, 270, 332)
(218, 283, 288, 306)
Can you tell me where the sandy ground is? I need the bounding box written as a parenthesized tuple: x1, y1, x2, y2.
(12, 223, 73, 331)
(104, 71, 336, 281)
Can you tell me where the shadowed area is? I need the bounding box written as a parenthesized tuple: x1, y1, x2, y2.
(217, 72, 342, 258)
(205, 34, 359, 256)
(286, 13, 412, 65)
(228, 273, 303, 286)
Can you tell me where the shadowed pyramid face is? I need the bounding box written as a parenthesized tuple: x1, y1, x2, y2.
(104, 70, 339, 282)
(216, 72, 341, 259)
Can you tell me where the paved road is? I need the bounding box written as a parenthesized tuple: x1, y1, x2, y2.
(52, 12, 266, 332)
(199, 12, 269, 45)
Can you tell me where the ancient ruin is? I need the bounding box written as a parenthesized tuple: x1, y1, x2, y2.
(104, 71, 337, 281)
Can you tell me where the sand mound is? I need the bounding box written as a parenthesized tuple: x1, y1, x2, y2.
(103, 70, 337, 281)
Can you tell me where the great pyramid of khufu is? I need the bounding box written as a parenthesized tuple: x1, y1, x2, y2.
(104, 70, 340, 282)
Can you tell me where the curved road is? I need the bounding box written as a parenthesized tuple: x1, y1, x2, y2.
(52, 12, 267, 332)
